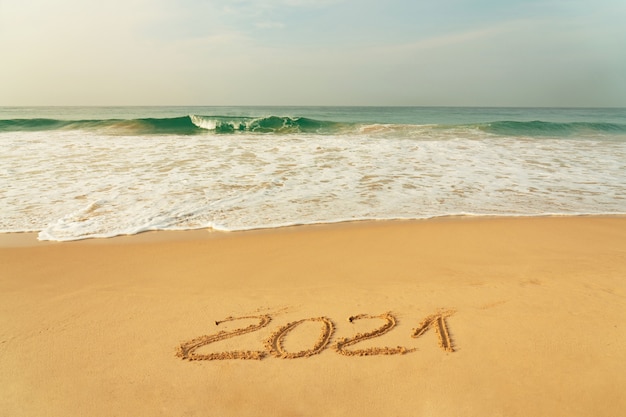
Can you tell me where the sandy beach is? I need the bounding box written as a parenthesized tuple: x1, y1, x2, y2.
(1, 216, 625, 416)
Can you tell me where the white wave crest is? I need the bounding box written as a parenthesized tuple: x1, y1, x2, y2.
(189, 114, 217, 130)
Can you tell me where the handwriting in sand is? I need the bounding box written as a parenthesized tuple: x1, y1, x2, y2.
(176, 310, 455, 361)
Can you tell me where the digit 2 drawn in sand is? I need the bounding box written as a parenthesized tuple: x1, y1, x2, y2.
(265, 317, 335, 358)
(176, 315, 271, 361)
(411, 309, 455, 352)
(333, 312, 414, 356)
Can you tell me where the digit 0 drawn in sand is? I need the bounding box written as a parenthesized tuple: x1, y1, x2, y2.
(265, 317, 335, 359)
(411, 309, 455, 352)
(176, 315, 271, 361)
(333, 312, 414, 356)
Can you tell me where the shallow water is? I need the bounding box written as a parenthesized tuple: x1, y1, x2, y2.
(1, 106, 625, 240)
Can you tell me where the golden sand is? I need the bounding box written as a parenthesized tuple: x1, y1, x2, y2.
(1, 216, 625, 416)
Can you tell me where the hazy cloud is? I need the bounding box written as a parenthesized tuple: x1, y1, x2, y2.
(0, 0, 624, 105)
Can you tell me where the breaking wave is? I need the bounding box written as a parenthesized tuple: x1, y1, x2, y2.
(0, 115, 349, 135)
(1, 115, 625, 139)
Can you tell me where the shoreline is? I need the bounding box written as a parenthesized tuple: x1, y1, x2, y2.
(2, 213, 625, 247)
(2, 215, 626, 416)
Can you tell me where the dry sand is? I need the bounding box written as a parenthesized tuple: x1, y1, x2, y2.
(1, 216, 625, 416)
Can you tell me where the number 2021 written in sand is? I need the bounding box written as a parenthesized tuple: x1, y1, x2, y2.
(176, 310, 455, 361)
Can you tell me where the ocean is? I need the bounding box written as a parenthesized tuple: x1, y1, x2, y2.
(1, 106, 625, 241)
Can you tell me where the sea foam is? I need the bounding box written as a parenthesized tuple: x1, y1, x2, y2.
(1, 119, 625, 241)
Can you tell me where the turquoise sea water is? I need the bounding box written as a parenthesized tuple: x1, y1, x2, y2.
(1, 106, 625, 240)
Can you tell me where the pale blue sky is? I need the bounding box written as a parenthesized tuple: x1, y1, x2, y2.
(1, 0, 625, 106)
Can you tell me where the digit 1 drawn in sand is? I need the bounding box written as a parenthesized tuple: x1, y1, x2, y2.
(176, 315, 271, 361)
(333, 312, 414, 356)
(411, 310, 455, 352)
(265, 317, 335, 359)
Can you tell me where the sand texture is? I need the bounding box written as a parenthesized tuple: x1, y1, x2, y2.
(1, 216, 626, 416)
